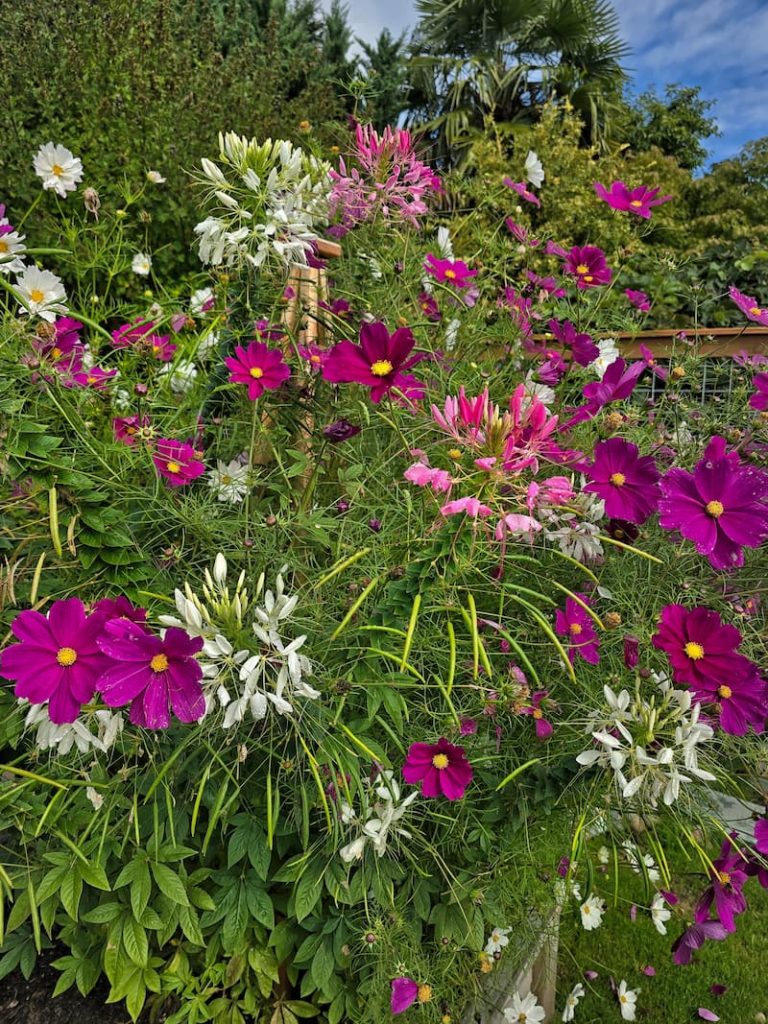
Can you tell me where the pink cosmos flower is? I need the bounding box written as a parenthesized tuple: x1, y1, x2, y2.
(651, 604, 755, 690)
(527, 271, 564, 297)
(32, 316, 85, 372)
(92, 596, 147, 625)
(583, 438, 660, 524)
(672, 919, 728, 965)
(548, 319, 599, 367)
(503, 178, 541, 207)
(639, 344, 668, 381)
(440, 496, 492, 518)
(755, 819, 768, 855)
(113, 415, 151, 446)
(658, 436, 768, 570)
(322, 321, 425, 404)
(298, 344, 328, 373)
(594, 181, 672, 219)
(390, 977, 419, 1015)
(563, 246, 612, 288)
(704, 666, 767, 735)
(97, 620, 205, 729)
(750, 372, 768, 410)
(555, 596, 600, 664)
(626, 289, 651, 312)
(66, 366, 118, 390)
(225, 340, 291, 400)
(153, 438, 206, 487)
(563, 359, 646, 429)
(729, 286, 768, 326)
(402, 737, 473, 800)
(624, 635, 639, 669)
(418, 291, 441, 321)
(520, 690, 554, 738)
(695, 837, 749, 933)
(424, 254, 477, 289)
(111, 318, 156, 348)
(0, 598, 109, 723)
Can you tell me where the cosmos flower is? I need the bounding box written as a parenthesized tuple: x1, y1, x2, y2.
(580, 895, 605, 930)
(672, 919, 729, 965)
(503, 177, 541, 207)
(562, 983, 585, 1022)
(33, 142, 83, 197)
(66, 366, 118, 390)
(424, 254, 477, 289)
(402, 737, 472, 800)
(651, 604, 754, 690)
(390, 977, 418, 1015)
(322, 418, 361, 442)
(563, 359, 646, 429)
(208, 459, 250, 504)
(583, 438, 660, 524)
(417, 290, 442, 321)
(555, 596, 600, 664)
(617, 980, 638, 1021)
(658, 436, 768, 570)
(524, 149, 544, 188)
(503, 992, 546, 1023)
(750, 372, 768, 410)
(440, 496, 492, 518)
(520, 690, 554, 738)
(547, 319, 599, 367)
(639, 344, 668, 381)
(694, 836, 750, 932)
(322, 321, 424, 404)
(728, 286, 768, 327)
(594, 181, 672, 218)
(131, 252, 152, 276)
(225, 340, 291, 400)
(0, 226, 26, 275)
(563, 246, 612, 288)
(626, 288, 651, 311)
(15, 266, 68, 322)
(153, 438, 206, 487)
(0, 599, 108, 724)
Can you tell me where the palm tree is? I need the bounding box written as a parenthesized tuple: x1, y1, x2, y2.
(408, 0, 629, 163)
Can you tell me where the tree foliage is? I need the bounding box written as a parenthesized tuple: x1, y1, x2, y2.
(620, 84, 721, 170)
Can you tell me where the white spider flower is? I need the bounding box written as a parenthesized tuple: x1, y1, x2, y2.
(33, 142, 83, 197)
(339, 771, 418, 863)
(24, 703, 123, 756)
(158, 360, 198, 394)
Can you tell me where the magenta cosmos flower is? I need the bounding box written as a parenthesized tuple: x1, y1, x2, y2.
(626, 288, 651, 312)
(0, 598, 108, 723)
(729, 286, 768, 327)
(562, 359, 645, 430)
(424, 254, 477, 289)
(659, 436, 768, 570)
(555, 596, 600, 665)
(153, 438, 206, 487)
(97, 620, 205, 729)
(520, 690, 554, 739)
(594, 181, 672, 219)
(225, 340, 291, 400)
(402, 737, 472, 800)
(651, 604, 754, 690)
(563, 246, 612, 288)
(502, 177, 541, 207)
(32, 316, 84, 372)
(66, 366, 118, 390)
(113, 414, 151, 446)
(322, 321, 425, 404)
(695, 837, 750, 933)
(584, 438, 660, 524)
(672, 919, 729, 965)
(548, 319, 599, 367)
(390, 977, 424, 1014)
(750, 372, 768, 410)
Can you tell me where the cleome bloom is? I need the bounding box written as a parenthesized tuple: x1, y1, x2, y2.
(594, 180, 672, 219)
(225, 340, 291, 400)
(658, 436, 768, 570)
(583, 438, 660, 524)
(33, 142, 83, 197)
(322, 321, 424, 404)
(402, 737, 473, 800)
(153, 438, 206, 487)
(0, 598, 108, 724)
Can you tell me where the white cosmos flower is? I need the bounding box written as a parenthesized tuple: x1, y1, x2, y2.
(650, 892, 671, 935)
(15, 266, 68, 322)
(190, 286, 214, 314)
(593, 337, 620, 375)
(33, 142, 83, 197)
(485, 926, 511, 955)
(208, 459, 250, 504)
(579, 895, 605, 931)
(522, 372, 555, 409)
(524, 149, 544, 188)
(159, 360, 198, 394)
(617, 980, 637, 1021)
(0, 229, 26, 275)
(197, 330, 219, 358)
(131, 252, 152, 276)
(503, 991, 546, 1023)
(562, 983, 585, 1022)
(436, 225, 454, 259)
(146, 170, 166, 184)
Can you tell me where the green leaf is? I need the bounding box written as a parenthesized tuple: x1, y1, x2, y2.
(125, 971, 147, 1021)
(310, 941, 335, 990)
(122, 917, 149, 967)
(293, 863, 324, 923)
(150, 862, 189, 906)
(245, 878, 274, 929)
(79, 859, 111, 892)
(178, 904, 204, 947)
(286, 1001, 320, 1019)
(82, 902, 122, 925)
(60, 868, 83, 921)
(130, 861, 151, 921)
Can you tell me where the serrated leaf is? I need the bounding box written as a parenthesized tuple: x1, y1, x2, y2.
(150, 862, 189, 906)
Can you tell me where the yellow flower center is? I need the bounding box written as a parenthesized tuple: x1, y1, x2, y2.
(221, 474, 232, 485)
(620, 995, 628, 1004)
(432, 753, 450, 770)
(166, 460, 181, 474)
(583, 275, 594, 283)
(56, 646, 78, 667)
(417, 984, 432, 1004)
(29, 288, 46, 303)
(610, 472, 626, 486)
(576, 264, 589, 275)
(583, 905, 591, 914)
(516, 1015, 527, 1023)
(718, 871, 731, 886)
(444, 269, 457, 280)
(150, 653, 169, 672)
(51, 346, 62, 358)
(249, 366, 264, 379)
(310, 354, 321, 364)
(749, 306, 763, 316)
(87, 375, 97, 384)
(370, 359, 393, 377)
(684, 641, 705, 660)
(718, 684, 732, 699)
(630, 200, 643, 207)
(0, 240, 8, 253)
(706, 500, 724, 518)
(569, 622, 583, 636)
(52, 163, 64, 176)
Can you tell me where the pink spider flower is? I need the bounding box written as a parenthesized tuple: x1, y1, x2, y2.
(97, 619, 205, 729)
(424, 254, 477, 289)
(729, 286, 768, 327)
(225, 340, 291, 400)
(520, 691, 554, 739)
(0, 598, 109, 724)
(431, 387, 492, 445)
(495, 513, 542, 540)
(626, 289, 651, 312)
(555, 595, 600, 664)
(503, 178, 541, 207)
(402, 737, 473, 800)
(440, 496, 493, 518)
(502, 385, 561, 474)
(404, 455, 453, 494)
(113, 415, 151, 446)
(153, 438, 206, 487)
(658, 436, 768, 570)
(322, 321, 425, 404)
(594, 181, 672, 219)
(750, 372, 768, 410)
(563, 246, 612, 288)
(583, 437, 661, 524)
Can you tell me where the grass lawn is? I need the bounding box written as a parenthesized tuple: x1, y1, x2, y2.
(557, 841, 768, 1023)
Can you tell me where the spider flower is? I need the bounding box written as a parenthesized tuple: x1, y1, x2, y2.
(594, 181, 672, 219)
(583, 438, 660, 524)
(1, 598, 108, 723)
(563, 246, 612, 288)
(555, 596, 600, 664)
(658, 436, 768, 569)
(402, 737, 472, 800)
(225, 340, 291, 401)
(322, 321, 424, 404)
(97, 620, 205, 729)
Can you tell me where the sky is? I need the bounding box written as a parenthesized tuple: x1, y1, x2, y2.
(320, 0, 768, 165)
